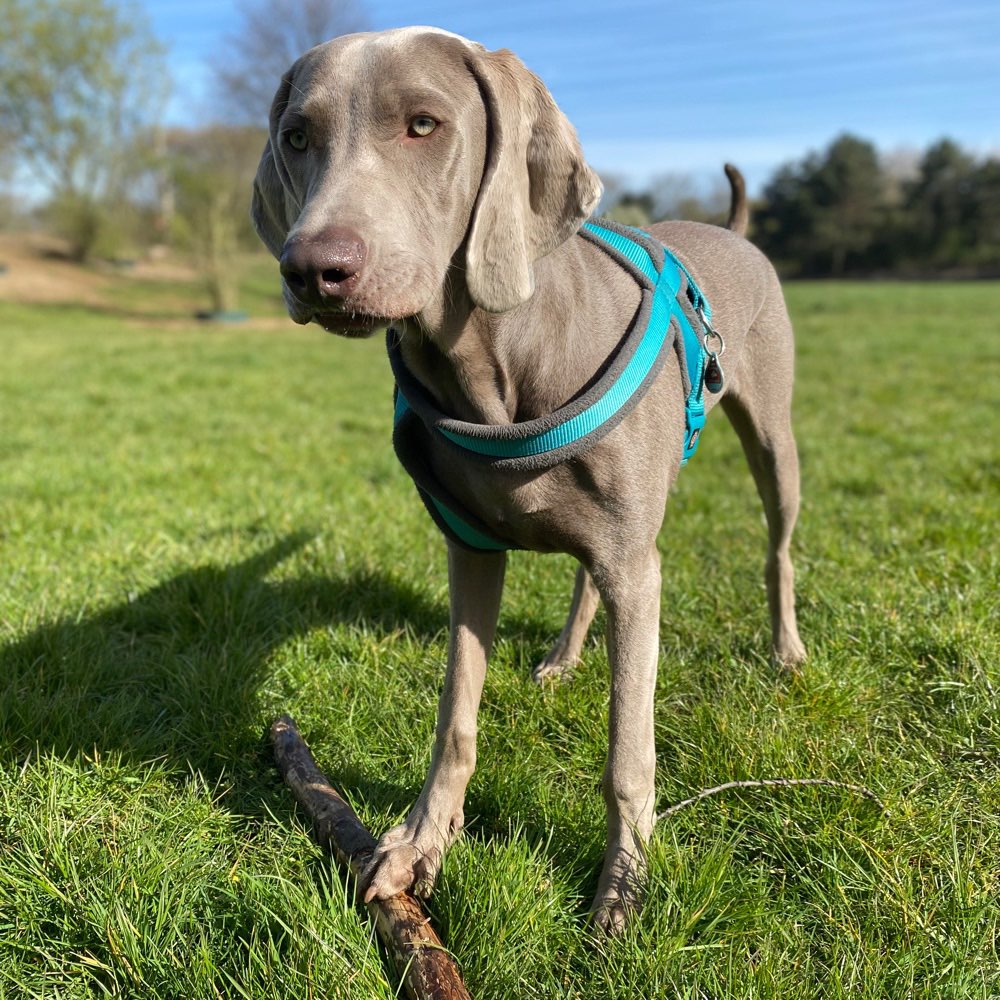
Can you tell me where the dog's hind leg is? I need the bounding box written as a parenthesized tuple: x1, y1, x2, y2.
(721, 300, 807, 669)
(533, 564, 600, 682)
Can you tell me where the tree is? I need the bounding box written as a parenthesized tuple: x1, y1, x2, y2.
(604, 191, 654, 227)
(597, 172, 728, 227)
(809, 135, 885, 275)
(903, 140, 978, 268)
(754, 161, 822, 274)
(755, 134, 886, 275)
(968, 159, 1000, 269)
(0, 0, 167, 260)
(648, 171, 729, 224)
(596, 173, 628, 215)
(0, 127, 17, 229)
(214, 0, 369, 125)
(167, 126, 265, 314)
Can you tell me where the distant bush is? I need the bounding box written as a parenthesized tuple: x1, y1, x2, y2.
(166, 126, 266, 313)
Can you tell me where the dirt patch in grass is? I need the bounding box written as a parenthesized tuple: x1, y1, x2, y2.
(0, 233, 114, 306)
(0, 231, 289, 328)
(0, 232, 205, 305)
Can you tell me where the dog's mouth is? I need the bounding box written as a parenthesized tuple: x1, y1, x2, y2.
(282, 287, 387, 338)
(312, 311, 383, 338)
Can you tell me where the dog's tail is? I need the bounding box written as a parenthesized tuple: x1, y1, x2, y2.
(723, 163, 749, 237)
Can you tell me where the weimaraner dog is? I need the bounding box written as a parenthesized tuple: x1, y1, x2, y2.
(251, 26, 806, 934)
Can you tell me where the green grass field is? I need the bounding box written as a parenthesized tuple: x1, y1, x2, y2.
(1, 265, 997, 998)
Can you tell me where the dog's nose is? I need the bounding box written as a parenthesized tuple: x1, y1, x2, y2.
(280, 227, 367, 301)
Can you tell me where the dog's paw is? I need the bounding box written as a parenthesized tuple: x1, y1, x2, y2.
(588, 877, 642, 939)
(773, 632, 807, 675)
(360, 821, 449, 902)
(532, 651, 576, 684)
(587, 845, 645, 938)
(359, 809, 463, 903)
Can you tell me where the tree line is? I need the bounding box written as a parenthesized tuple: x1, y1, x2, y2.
(755, 135, 1000, 278)
(2, 0, 998, 315)
(601, 133, 1000, 279)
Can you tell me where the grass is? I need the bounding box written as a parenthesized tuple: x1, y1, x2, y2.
(0, 266, 997, 998)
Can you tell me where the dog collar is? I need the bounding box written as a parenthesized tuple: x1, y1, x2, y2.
(389, 219, 717, 551)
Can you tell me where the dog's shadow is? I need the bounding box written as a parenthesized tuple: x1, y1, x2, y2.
(1, 535, 440, 793)
(0, 533, 577, 850)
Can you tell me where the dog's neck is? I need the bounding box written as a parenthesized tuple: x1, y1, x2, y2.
(395, 234, 642, 426)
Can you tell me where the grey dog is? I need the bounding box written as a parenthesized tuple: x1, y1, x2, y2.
(251, 26, 806, 934)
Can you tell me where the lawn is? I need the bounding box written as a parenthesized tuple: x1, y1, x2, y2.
(0, 265, 997, 998)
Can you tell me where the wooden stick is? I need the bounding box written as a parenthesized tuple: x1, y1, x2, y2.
(270, 714, 472, 1000)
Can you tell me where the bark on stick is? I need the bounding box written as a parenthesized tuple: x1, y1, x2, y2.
(270, 714, 473, 1000)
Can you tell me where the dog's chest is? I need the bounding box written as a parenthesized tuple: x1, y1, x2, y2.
(425, 429, 582, 551)
(417, 389, 680, 556)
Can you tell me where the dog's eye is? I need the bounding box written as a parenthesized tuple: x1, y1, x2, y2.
(408, 116, 437, 138)
(285, 128, 309, 151)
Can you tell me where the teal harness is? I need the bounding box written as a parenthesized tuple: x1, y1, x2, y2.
(389, 220, 721, 552)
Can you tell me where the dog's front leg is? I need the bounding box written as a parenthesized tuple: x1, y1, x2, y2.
(362, 543, 506, 902)
(590, 544, 661, 935)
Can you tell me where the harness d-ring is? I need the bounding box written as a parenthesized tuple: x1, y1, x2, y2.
(701, 322, 725, 357)
(700, 317, 726, 396)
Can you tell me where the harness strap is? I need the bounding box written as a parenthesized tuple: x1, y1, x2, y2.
(390, 220, 715, 550)
(392, 388, 513, 551)
(581, 222, 710, 464)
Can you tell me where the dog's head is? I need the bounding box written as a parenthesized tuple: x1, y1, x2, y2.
(251, 27, 601, 336)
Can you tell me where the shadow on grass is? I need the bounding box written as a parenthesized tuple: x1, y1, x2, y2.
(1, 535, 431, 766)
(2, 533, 829, 938)
(1, 531, 677, 926)
(0, 533, 561, 823)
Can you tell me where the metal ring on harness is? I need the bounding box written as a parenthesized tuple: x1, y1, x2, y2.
(702, 325, 725, 357)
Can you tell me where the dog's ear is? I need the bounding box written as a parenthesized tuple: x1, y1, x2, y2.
(250, 71, 299, 258)
(251, 144, 294, 257)
(465, 48, 602, 313)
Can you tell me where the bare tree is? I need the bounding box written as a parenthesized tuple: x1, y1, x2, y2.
(596, 172, 627, 215)
(214, 0, 370, 125)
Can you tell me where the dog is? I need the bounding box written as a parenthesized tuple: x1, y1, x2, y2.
(251, 26, 806, 935)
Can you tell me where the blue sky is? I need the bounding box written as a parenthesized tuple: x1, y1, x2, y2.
(143, 0, 1000, 193)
